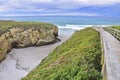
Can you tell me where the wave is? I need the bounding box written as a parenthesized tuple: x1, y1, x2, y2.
(57, 24, 111, 30)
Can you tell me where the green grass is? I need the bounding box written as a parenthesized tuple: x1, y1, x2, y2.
(0, 20, 57, 35)
(22, 28, 102, 80)
(111, 26, 120, 30)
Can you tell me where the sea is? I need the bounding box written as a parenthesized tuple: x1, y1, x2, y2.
(0, 16, 120, 34)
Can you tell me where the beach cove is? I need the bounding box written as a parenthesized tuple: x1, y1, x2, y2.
(0, 34, 72, 80)
(0, 21, 72, 80)
(1, 20, 120, 80)
(0, 0, 120, 79)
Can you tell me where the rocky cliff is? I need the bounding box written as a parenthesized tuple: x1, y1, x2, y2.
(0, 20, 59, 62)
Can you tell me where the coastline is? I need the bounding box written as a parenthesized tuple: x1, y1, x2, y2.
(0, 33, 72, 80)
(22, 27, 102, 80)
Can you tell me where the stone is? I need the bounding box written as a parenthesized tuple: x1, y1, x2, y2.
(0, 25, 60, 62)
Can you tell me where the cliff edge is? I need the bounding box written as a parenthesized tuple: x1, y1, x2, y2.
(0, 20, 59, 62)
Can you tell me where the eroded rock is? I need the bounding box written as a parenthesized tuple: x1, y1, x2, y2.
(0, 24, 60, 62)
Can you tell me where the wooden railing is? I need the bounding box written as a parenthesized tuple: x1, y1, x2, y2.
(100, 27, 120, 80)
(93, 27, 120, 80)
(103, 27, 120, 40)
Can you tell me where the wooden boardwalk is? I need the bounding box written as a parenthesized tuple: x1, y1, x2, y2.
(99, 27, 120, 80)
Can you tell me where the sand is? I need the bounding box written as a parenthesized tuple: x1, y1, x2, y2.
(0, 34, 72, 80)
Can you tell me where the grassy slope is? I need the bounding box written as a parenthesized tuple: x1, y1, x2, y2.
(23, 28, 102, 80)
(111, 26, 120, 30)
(0, 20, 56, 35)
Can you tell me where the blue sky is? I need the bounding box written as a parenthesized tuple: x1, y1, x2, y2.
(0, 0, 120, 17)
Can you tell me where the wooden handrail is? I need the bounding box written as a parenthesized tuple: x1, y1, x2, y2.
(100, 27, 120, 80)
(103, 27, 120, 40)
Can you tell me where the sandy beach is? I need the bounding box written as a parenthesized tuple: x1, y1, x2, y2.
(0, 34, 72, 80)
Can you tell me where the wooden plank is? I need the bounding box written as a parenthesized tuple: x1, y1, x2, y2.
(99, 27, 120, 80)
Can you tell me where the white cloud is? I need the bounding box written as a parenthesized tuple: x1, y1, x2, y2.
(62, 0, 120, 5)
(91, 0, 120, 5)
(23, 0, 120, 5)
(0, 0, 120, 16)
(49, 12, 99, 16)
(0, 0, 120, 12)
(29, 0, 54, 3)
(0, 12, 99, 16)
(0, 6, 6, 12)
(54, 0, 120, 9)
(0, 0, 23, 12)
(27, 0, 120, 5)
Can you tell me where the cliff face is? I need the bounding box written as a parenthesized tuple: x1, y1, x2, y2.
(0, 21, 59, 62)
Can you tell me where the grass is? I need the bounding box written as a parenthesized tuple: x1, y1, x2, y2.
(111, 26, 120, 30)
(0, 20, 57, 35)
(22, 28, 102, 80)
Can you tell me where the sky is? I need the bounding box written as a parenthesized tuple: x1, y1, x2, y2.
(0, 0, 120, 17)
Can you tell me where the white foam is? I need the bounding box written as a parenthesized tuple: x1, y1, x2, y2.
(57, 24, 111, 30)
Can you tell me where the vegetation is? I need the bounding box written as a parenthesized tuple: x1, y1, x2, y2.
(23, 28, 102, 80)
(0, 20, 56, 35)
(111, 26, 120, 30)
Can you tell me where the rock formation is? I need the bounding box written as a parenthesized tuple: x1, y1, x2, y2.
(0, 21, 59, 62)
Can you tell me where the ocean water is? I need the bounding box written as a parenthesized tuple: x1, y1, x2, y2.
(0, 16, 120, 34)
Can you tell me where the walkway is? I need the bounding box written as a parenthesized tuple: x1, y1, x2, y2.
(99, 27, 120, 80)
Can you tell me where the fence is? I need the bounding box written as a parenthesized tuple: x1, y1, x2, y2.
(103, 27, 120, 40)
